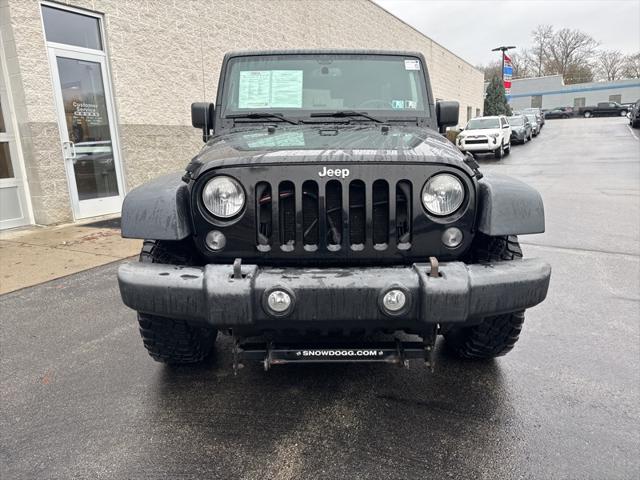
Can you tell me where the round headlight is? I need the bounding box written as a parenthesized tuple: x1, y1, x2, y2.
(202, 176, 245, 218)
(422, 174, 465, 216)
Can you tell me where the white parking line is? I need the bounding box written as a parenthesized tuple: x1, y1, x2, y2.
(627, 125, 639, 141)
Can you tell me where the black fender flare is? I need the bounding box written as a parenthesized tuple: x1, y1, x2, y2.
(121, 173, 191, 240)
(476, 173, 545, 236)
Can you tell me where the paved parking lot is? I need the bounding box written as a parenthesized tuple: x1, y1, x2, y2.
(1, 117, 639, 479)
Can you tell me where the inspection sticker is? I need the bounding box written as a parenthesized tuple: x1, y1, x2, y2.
(404, 59, 420, 70)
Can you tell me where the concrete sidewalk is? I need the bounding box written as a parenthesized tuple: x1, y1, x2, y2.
(0, 218, 140, 294)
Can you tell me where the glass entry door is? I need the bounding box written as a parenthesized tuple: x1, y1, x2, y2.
(0, 68, 31, 229)
(49, 48, 124, 219)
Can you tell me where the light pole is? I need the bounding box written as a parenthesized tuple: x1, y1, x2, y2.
(491, 45, 516, 86)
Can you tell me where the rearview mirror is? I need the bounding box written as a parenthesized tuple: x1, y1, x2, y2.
(436, 101, 459, 133)
(191, 102, 215, 142)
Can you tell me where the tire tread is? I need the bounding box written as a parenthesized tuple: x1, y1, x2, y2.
(136, 239, 216, 364)
(446, 234, 526, 359)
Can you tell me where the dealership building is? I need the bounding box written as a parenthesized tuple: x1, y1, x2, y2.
(507, 74, 640, 111)
(0, 0, 484, 230)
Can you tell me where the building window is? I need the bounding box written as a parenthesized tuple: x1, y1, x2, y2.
(475, 108, 480, 118)
(466, 106, 472, 122)
(609, 94, 622, 103)
(531, 95, 542, 108)
(574, 97, 586, 108)
(42, 5, 103, 50)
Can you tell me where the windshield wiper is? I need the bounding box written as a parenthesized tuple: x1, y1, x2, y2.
(226, 112, 299, 125)
(309, 110, 383, 123)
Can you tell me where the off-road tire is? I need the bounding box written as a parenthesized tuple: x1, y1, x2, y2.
(504, 141, 511, 155)
(494, 143, 504, 159)
(445, 234, 525, 359)
(137, 240, 217, 364)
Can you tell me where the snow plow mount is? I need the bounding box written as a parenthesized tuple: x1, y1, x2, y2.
(232, 333, 437, 374)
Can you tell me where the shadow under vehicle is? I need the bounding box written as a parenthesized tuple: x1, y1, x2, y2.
(117, 50, 551, 374)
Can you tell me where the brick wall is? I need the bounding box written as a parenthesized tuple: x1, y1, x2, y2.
(5, 0, 484, 224)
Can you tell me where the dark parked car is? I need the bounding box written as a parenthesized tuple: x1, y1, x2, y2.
(578, 102, 629, 118)
(630, 99, 640, 128)
(117, 50, 551, 372)
(543, 107, 574, 119)
(508, 115, 533, 143)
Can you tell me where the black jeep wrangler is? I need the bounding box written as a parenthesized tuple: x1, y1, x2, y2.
(118, 50, 551, 371)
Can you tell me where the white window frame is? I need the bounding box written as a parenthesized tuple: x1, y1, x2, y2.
(0, 34, 34, 228)
(39, 0, 127, 220)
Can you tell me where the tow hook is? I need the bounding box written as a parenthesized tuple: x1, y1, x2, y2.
(233, 258, 242, 279)
(428, 256, 439, 277)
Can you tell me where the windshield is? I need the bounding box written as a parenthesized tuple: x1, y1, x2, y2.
(220, 54, 429, 119)
(525, 114, 537, 123)
(509, 116, 524, 126)
(466, 118, 500, 129)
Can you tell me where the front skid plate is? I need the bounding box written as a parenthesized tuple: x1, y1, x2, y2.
(234, 340, 433, 372)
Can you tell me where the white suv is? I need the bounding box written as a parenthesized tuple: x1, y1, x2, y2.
(456, 115, 511, 159)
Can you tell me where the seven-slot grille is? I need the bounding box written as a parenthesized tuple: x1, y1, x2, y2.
(255, 179, 412, 252)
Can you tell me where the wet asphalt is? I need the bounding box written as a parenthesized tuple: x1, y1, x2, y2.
(1, 117, 639, 479)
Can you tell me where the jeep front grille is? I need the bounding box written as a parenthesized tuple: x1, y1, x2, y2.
(255, 179, 412, 252)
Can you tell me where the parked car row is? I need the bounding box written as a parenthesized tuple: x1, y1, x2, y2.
(537, 102, 633, 119)
(455, 111, 543, 159)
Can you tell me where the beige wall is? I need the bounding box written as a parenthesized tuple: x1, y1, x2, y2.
(4, 0, 484, 225)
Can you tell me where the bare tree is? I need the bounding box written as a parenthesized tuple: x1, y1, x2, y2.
(546, 28, 599, 82)
(623, 52, 640, 78)
(563, 63, 595, 84)
(477, 60, 502, 81)
(529, 25, 554, 77)
(509, 51, 531, 79)
(597, 50, 626, 81)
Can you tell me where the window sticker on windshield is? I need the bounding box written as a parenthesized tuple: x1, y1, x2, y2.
(404, 59, 420, 70)
(238, 70, 303, 109)
(244, 131, 305, 148)
(238, 71, 271, 108)
(270, 70, 303, 108)
(391, 100, 405, 109)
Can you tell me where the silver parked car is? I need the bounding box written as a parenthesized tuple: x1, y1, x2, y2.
(508, 115, 533, 144)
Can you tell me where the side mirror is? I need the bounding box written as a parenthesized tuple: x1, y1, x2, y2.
(503, 124, 509, 129)
(436, 101, 459, 133)
(191, 102, 215, 142)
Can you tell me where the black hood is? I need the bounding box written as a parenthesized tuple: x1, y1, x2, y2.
(191, 124, 473, 179)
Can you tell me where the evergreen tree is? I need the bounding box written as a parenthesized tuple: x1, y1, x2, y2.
(484, 76, 512, 116)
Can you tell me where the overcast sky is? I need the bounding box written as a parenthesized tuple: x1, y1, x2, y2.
(374, 0, 640, 66)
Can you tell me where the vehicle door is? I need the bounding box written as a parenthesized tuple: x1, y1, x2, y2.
(500, 116, 511, 142)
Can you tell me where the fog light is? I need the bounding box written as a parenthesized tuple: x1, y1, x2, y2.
(266, 290, 292, 314)
(382, 289, 407, 313)
(442, 227, 463, 248)
(205, 230, 226, 251)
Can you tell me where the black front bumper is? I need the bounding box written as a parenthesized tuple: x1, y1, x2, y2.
(511, 131, 526, 142)
(118, 259, 551, 332)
